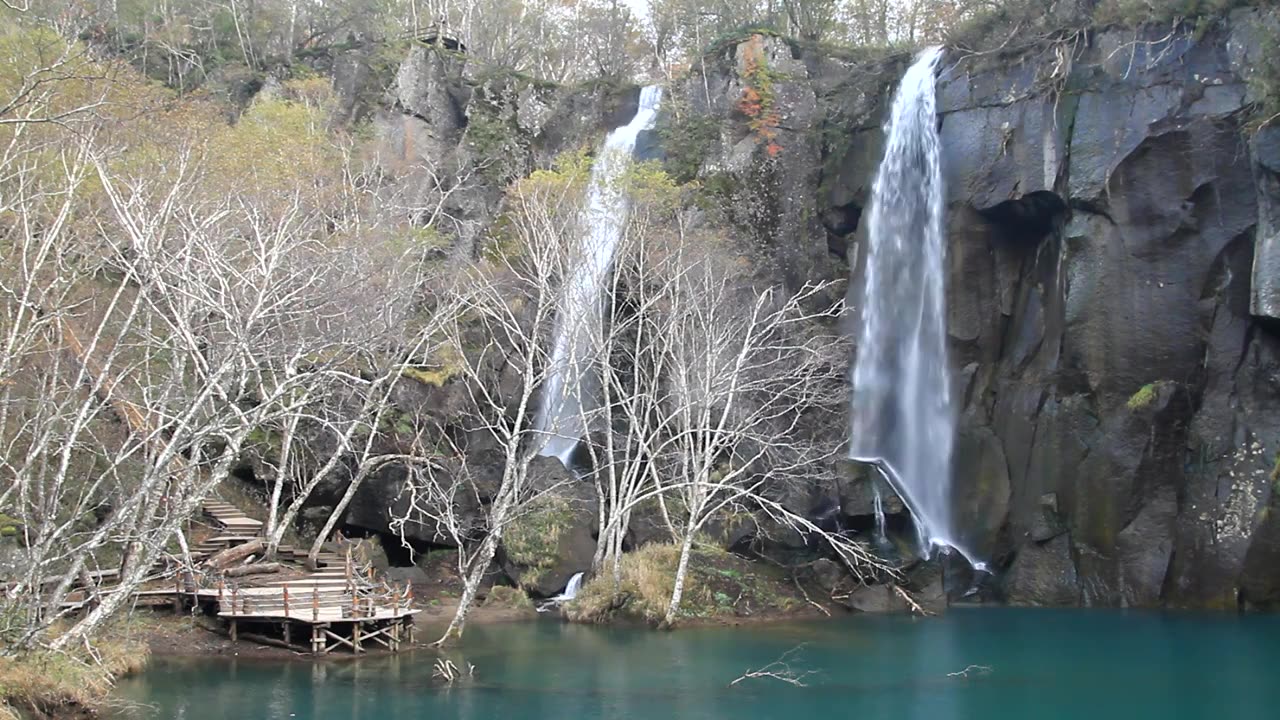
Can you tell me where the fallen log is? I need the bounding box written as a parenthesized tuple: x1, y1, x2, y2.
(223, 562, 284, 578)
(204, 539, 265, 570)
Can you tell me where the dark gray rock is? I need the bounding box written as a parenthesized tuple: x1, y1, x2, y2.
(808, 558, 845, 592)
(385, 565, 429, 585)
(843, 583, 900, 613)
(1004, 535, 1079, 606)
(332, 14, 1280, 612)
(814, 13, 1279, 609)
(951, 425, 1012, 560)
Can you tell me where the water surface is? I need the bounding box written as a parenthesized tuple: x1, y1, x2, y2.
(115, 608, 1280, 719)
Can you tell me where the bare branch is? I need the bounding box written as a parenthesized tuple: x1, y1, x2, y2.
(729, 644, 819, 687)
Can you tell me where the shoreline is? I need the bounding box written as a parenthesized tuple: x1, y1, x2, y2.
(141, 599, 842, 663)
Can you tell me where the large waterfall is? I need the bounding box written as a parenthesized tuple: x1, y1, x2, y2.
(849, 48, 976, 565)
(536, 86, 662, 462)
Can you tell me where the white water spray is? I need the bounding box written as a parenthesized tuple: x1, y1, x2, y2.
(849, 48, 980, 568)
(536, 87, 663, 462)
(536, 571, 586, 612)
(872, 484, 887, 546)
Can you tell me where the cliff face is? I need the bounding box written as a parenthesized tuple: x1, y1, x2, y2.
(683, 9, 1280, 608)
(310, 12, 1280, 609)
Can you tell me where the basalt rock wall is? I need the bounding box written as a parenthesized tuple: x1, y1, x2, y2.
(678, 8, 1280, 609)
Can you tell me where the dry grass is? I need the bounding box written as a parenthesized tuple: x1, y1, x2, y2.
(567, 540, 798, 625)
(483, 585, 534, 611)
(0, 615, 153, 718)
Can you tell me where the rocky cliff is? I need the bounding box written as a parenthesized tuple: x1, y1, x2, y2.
(674, 8, 1280, 609)
(285, 10, 1280, 610)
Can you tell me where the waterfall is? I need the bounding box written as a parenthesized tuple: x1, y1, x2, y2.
(536, 571, 586, 612)
(536, 86, 663, 462)
(559, 571, 585, 600)
(872, 484, 887, 546)
(849, 47, 979, 567)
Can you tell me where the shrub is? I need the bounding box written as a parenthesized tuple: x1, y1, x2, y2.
(502, 496, 576, 589)
(1092, 0, 1259, 28)
(736, 35, 785, 157)
(484, 585, 534, 611)
(566, 539, 796, 625)
(0, 616, 151, 718)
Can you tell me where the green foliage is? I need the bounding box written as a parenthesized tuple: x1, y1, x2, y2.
(464, 100, 528, 182)
(620, 161, 684, 212)
(1127, 382, 1161, 410)
(403, 344, 464, 388)
(209, 94, 339, 194)
(376, 408, 415, 436)
(522, 148, 596, 194)
(245, 426, 283, 450)
(1093, 0, 1258, 28)
(702, 25, 787, 58)
(656, 111, 720, 183)
(1246, 22, 1280, 131)
(503, 496, 576, 588)
(402, 366, 455, 387)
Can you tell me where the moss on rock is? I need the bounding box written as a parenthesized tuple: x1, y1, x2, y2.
(566, 540, 799, 625)
(502, 496, 576, 590)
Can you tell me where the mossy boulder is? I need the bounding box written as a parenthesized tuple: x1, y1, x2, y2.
(497, 470, 596, 597)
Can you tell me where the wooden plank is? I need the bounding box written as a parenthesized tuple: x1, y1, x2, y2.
(323, 628, 355, 652)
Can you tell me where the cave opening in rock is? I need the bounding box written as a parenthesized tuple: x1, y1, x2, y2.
(975, 190, 1070, 246)
(821, 200, 862, 261)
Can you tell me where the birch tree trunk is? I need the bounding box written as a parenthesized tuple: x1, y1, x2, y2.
(436, 531, 500, 644)
(663, 529, 696, 628)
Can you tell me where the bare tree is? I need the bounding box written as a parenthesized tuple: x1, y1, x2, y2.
(388, 160, 591, 643)
(0, 39, 456, 649)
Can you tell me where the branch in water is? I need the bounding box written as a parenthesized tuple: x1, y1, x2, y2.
(729, 644, 818, 688)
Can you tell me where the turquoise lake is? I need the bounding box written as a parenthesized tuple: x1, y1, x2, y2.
(114, 608, 1280, 719)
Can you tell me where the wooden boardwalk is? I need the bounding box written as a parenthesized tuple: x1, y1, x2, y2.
(166, 500, 419, 654)
(46, 313, 417, 652)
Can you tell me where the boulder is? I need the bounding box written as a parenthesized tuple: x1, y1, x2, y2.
(497, 461, 596, 597)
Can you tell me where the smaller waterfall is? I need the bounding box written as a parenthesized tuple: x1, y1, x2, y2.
(536, 86, 663, 462)
(536, 571, 586, 612)
(872, 484, 887, 546)
(559, 572, 585, 600)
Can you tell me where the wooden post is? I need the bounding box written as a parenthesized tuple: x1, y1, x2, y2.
(284, 621, 292, 646)
(230, 619, 238, 642)
(283, 585, 291, 617)
(172, 574, 182, 614)
(312, 586, 319, 622)
(345, 548, 353, 591)
(311, 625, 321, 655)
(218, 578, 225, 606)
(231, 585, 239, 616)
(353, 621, 362, 653)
